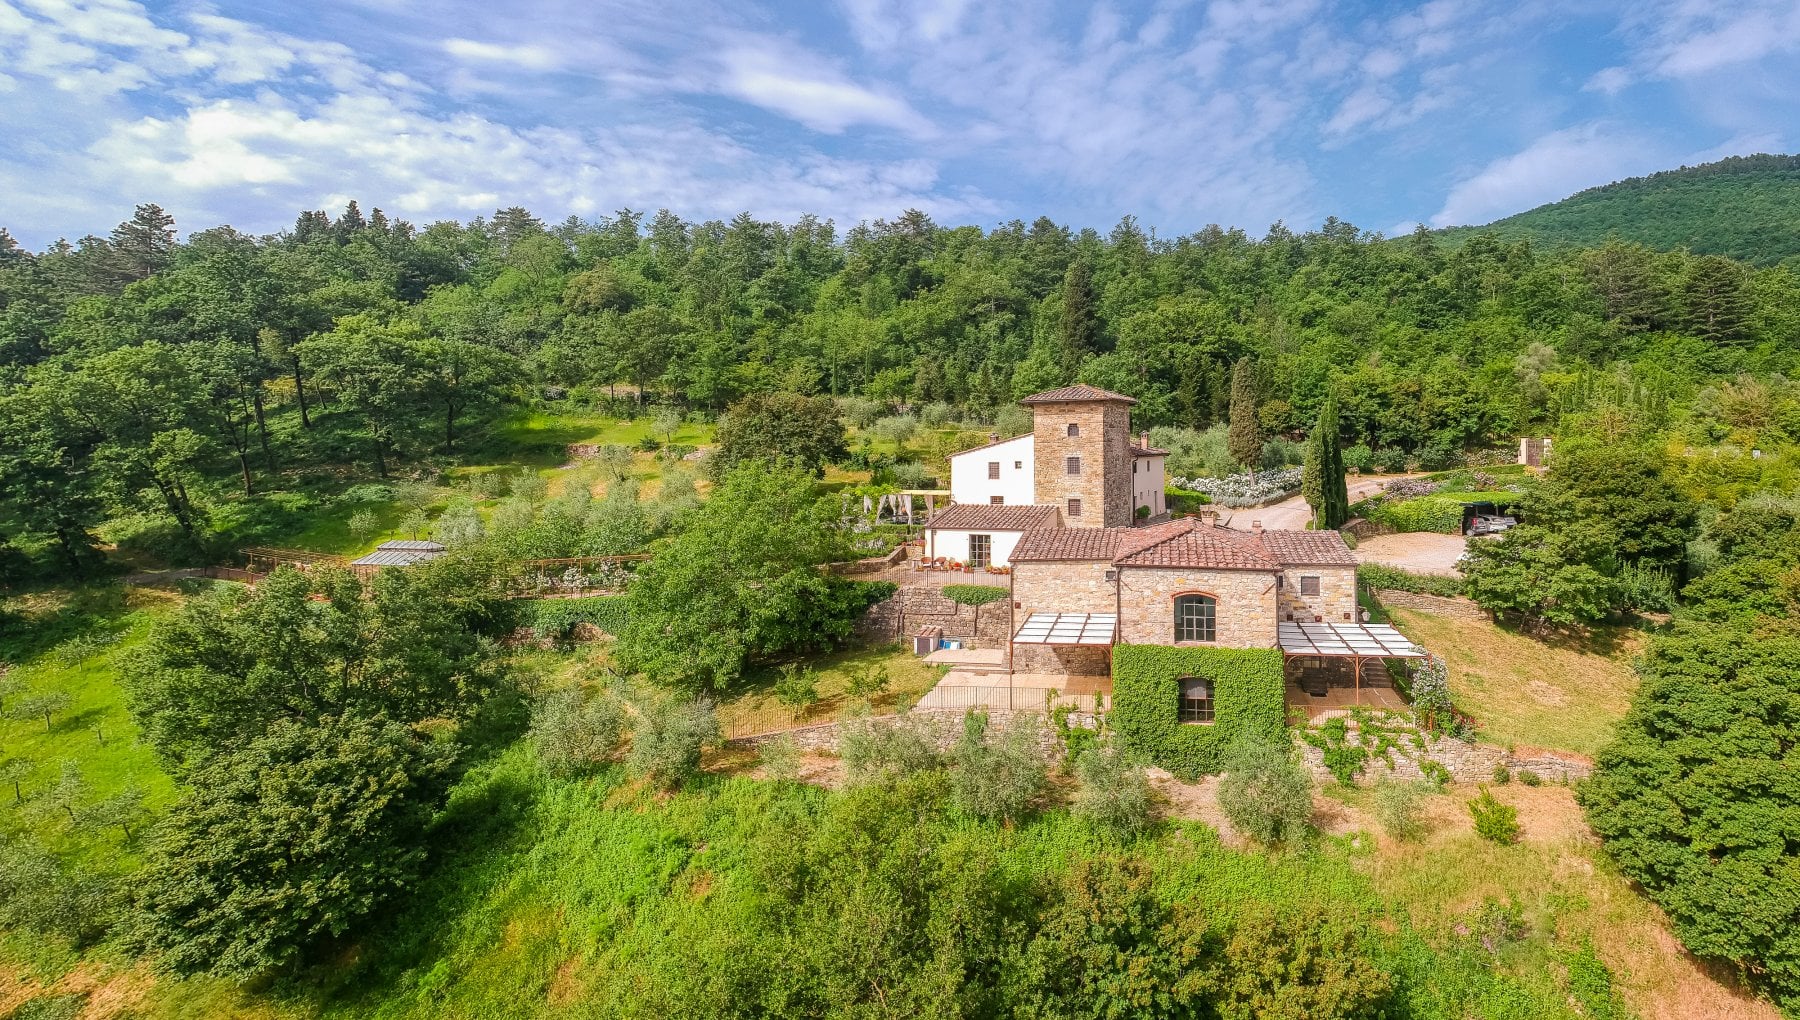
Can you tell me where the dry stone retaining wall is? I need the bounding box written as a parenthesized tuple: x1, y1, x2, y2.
(726, 707, 1095, 758)
(1293, 722, 1591, 784)
(858, 589, 1011, 648)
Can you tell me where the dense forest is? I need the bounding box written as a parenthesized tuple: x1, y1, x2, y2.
(4, 196, 1798, 577)
(1439, 154, 1800, 266)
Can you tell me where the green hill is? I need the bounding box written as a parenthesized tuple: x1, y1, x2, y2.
(1439, 153, 1800, 266)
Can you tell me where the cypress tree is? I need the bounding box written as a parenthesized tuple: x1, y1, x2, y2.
(1317, 394, 1350, 529)
(1301, 426, 1326, 528)
(1058, 260, 1098, 378)
(1227, 357, 1261, 475)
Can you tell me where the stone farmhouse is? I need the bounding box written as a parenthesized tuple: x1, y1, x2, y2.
(919, 385, 1425, 734)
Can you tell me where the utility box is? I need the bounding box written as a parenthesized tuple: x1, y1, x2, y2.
(913, 626, 944, 656)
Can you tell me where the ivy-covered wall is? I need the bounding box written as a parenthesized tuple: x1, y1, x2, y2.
(1111, 644, 1287, 779)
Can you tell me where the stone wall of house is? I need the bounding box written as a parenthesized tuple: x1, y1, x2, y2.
(1011, 560, 1114, 617)
(1372, 589, 1488, 621)
(1009, 643, 1111, 675)
(1115, 566, 1280, 648)
(1280, 565, 1358, 623)
(1032, 400, 1135, 528)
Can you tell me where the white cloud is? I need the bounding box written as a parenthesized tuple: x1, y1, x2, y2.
(1615, 1, 1800, 80)
(717, 41, 935, 135)
(442, 37, 563, 71)
(1430, 123, 1660, 227)
(1584, 65, 1633, 94)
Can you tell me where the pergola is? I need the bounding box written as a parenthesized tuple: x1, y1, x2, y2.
(1277, 621, 1427, 704)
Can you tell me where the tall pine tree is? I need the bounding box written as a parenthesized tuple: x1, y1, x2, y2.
(1227, 357, 1261, 475)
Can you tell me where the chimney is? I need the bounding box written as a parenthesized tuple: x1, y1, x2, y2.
(988, 432, 999, 443)
(1197, 507, 1220, 527)
(1251, 519, 1263, 534)
(1140, 431, 1149, 449)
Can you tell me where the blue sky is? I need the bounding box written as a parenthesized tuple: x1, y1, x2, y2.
(2, 0, 1797, 247)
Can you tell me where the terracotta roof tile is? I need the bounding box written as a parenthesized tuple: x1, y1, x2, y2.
(1115, 519, 1283, 571)
(1130, 446, 1169, 457)
(1252, 529, 1359, 566)
(926, 504, 1059, 532)
(1018, 384, 1138, 405)
(1011, 527, 1128, 561)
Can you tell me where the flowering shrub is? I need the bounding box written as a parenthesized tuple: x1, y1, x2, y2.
(1170, 467, 1303, 508)
(1381, 478, 1442, 499)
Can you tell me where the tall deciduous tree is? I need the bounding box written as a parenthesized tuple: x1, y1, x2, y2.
(710, 392, 848, 477)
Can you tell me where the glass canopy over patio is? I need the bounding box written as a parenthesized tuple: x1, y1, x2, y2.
(1277, 622, 1426, 659)
(1012, 612, 1118, 646)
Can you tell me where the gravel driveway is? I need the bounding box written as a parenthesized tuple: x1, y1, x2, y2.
(1223, 474, 1417, 532)
(1352, 532, 1468, 575)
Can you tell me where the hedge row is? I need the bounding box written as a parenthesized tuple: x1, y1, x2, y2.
(1359, 490, 1521, 534)
(1110, 645, 1287, 779)
(523, 595, 632, 638)
(1354, 563, 1466, 598)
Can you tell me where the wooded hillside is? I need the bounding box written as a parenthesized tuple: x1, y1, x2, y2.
(1439, 154, 1800, 266)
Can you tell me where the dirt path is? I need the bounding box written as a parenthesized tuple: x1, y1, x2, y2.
(1223, 474, 1414, 532)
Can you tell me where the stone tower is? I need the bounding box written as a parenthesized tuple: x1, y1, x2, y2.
(1022, 384, 1136, 529)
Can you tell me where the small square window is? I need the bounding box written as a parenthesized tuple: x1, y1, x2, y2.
(1300, 575, 1320, 596)
(1014, 460, 1022, 469)
(1066, 423, 1080, 437)
(1066, 456, 1081, 474)
(1178, 677, 1214, 723)
(990, 495, 1004, 505)
(1067, 498, 1082, 518)
(988, 461, 1000, 479)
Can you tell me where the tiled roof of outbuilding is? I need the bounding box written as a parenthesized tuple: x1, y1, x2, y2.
(1017, 383, 1138, 405)
(1251, 529, 1359, 566)
(926, 504, 1059, 532)
(1011, 527, 1131, 561)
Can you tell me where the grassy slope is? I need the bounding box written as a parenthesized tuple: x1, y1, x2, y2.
(5, 745, 1652, 1020)
(1385, 607, 1644, 757)
(0, 586, 185, 870)
(1436, 154, 1800, 265)
(207, 410, 718, 558)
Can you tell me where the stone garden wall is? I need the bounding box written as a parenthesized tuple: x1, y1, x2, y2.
(857, 589, 1011, 648)
(725, 707, 1097, 758)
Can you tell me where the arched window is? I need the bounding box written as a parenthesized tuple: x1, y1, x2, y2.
(1066, 423, 1080, 437)
(1174, 593, 1216, 643)
(1178, 676, 1214, 723)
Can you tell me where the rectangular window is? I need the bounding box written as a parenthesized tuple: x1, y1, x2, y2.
(1067, 498, 1082, 518)
(1175, 596, 1216, 642)
(1066, 455, 1081, 474)
(990, 495, 1004, 505)
(988, 461, 1000, 479)
(1178, 677, 1214, 723)
(968, 534, 991, 568)
(1014, 461, 1022, 469)
(1300, 576, 1320, 596)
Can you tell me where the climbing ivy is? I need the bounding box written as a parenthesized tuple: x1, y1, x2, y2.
(1110, 645, 1285, 779)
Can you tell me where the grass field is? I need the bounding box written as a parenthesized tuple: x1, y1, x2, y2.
(1385, 607, 1644, 756)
